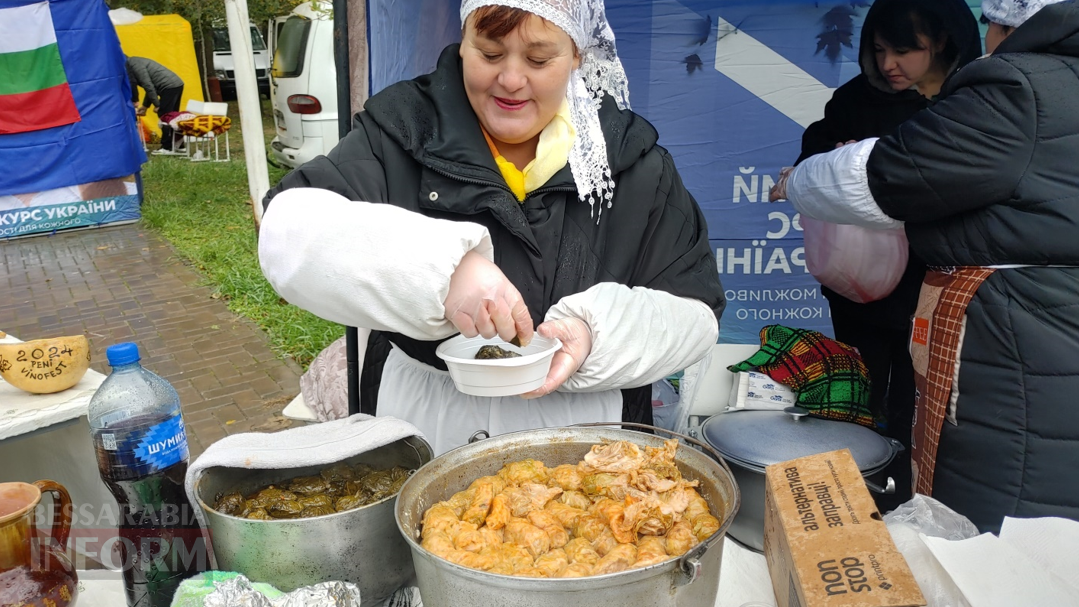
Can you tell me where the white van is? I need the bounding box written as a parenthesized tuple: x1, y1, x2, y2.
(268, 2, 338, 168)
(212, 23, 271, 98)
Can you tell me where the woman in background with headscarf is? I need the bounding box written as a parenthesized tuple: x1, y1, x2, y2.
(257, 0, 724, 455)
(795, 0, 980, 510)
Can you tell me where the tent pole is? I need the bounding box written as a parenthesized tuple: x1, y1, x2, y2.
(224, 0, 271, 223)
(334, 0, 361, 418)
(334, 0, 352, 141)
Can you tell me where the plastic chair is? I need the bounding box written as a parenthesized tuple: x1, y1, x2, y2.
(181, 100, 231, 162)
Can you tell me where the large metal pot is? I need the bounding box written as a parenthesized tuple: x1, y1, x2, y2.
(194, 435, 432, 605)
(394, 424, 740, 607)
(700, 407, 903, 552)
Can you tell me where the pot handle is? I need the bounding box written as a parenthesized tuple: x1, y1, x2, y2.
(865, 477, 896, 495)
(468, 430, 490, 443)
(569, 422, 734, 586)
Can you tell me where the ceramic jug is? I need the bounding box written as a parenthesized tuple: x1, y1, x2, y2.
(0, 480, 79, 606)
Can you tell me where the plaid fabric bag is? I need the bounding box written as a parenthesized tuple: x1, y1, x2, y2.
(728, 324, 874, 427)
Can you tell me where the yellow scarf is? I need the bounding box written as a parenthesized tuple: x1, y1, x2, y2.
(482, 100, 575, 202)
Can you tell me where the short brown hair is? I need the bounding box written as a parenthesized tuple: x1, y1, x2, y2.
(466, 4, 578, 55)
(469, 5, 531, 40)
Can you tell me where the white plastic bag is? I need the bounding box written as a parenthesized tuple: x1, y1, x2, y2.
(884, 494, 980, 541)
(107, 7, 143, 25)
(300, 330, 370, 422)
(802, 215, 909, 304)
(883, 495, 979, 607)
(651, 378, 683, 432)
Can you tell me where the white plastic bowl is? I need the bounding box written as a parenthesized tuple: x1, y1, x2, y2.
(435, 334, 562, 397)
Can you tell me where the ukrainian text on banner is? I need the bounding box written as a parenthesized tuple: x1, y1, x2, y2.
(0, 1, 81, 134)
(607, 0, 876, 341)
(0, 176, 140, 239)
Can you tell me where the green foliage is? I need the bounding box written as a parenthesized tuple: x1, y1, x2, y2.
(109, 0, 309, 41)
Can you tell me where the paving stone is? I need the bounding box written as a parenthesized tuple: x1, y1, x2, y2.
(1, 224, 302, 452)
(211, 404, 248, 425)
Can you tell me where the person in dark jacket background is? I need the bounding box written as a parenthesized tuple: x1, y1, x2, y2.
(257, 0, 724, 455)
(126, 56, 185, 154)
(796, 0, 980, 510)
(773, 0, 1079, 532)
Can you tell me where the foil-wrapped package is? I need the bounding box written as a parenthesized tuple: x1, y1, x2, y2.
(201, 574, 361, 607)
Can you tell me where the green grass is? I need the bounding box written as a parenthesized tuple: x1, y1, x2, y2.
(138, 99, 344, 367)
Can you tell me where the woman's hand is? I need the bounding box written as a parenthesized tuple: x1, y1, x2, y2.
(770, 140, 858, 202)
(768, 166, 794, 202)
(520, 317, 592, 399)
(444, 250, 534, 345)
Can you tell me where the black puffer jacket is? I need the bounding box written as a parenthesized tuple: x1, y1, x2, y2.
(265, 45, 724, 423)
(798, 0, 981, 331)
(867, 2, 1079, 531)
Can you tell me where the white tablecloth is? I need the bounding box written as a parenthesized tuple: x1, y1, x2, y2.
(74, 538, 776, 606)
(717, 539, 776, 606)
(76, 569, 129, 606)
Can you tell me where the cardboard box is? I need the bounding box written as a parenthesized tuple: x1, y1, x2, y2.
(763, 449, 925, 607)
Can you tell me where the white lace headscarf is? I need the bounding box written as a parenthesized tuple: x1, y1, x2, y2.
(460, 0, 631, 218)
(981, 0, 1065, 27)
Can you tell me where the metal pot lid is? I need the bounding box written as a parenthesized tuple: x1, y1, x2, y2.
(701, 407, 897, 473)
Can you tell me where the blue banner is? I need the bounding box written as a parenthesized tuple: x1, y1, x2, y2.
(367, 0, 462, 95)
(0, 0, 146, 197)
(364, 0, 933, 342)
(609, 0, 874, 341)
(0, 192, 141, 239)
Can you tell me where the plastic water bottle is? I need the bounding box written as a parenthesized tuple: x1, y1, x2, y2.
(87, 342, 206, 606)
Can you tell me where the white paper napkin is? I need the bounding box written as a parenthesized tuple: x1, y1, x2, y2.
(999, 517, 1079, 595)
(923, 519, 1079, 606)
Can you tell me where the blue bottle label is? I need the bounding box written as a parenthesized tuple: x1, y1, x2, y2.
(133, 413, 188, 470)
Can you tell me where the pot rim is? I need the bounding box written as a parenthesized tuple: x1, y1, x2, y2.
(394, 424, 740, 588)
(194, 473, 406, 524)
(718, 451, 894, 477)
(700, 411, 903, 475)
(194, 435, 433, 524)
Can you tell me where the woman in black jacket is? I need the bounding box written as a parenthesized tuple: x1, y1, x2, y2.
(774, 0, 1079, 532)
(796, 0, 980, 509)
(257, 0, 724, 455)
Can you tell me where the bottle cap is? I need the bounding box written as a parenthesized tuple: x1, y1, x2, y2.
(106, 342, 141, 366)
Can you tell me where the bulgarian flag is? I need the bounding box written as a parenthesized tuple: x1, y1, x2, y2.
(0, 1, 81, 134)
